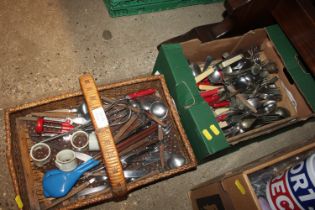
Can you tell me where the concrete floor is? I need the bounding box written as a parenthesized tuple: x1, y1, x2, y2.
(1, 0, 315, 209)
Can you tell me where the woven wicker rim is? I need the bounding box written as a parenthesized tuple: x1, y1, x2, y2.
(4, 75, 197, 209)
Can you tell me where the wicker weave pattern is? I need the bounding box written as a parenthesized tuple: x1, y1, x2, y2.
(5, 75, 197, 209)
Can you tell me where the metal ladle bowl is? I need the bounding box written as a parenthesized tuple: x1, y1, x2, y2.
(167, 154, 186, 169)
(150, 101, 168, 120)
(262, 100, 277, 114)
(138, 97, 156, 111)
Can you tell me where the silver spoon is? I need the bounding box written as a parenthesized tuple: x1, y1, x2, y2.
(167, 154, 186, 169)
(262, 100, 277, 114)
(129, 100, 141, 109)
(150, 101, 168, 120)
(239, 117, 257, 131)
(77, 103, 90, 119)
(45, 103, 89, 119)
(233, 74, 255, 92)
(138, 97, 156, 111)
(208, 69, 223, 84)
(77, 185, 107, 197)
(274, 107, 290, 118)
(258, 93, 282, 101)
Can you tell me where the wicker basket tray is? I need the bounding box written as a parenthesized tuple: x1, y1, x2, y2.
(5, 75, 197, 209)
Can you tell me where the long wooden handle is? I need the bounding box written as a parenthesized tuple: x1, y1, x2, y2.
(114, 114, 138, 143)
(116, 123, 158, 153)
(79, 74, 127, 197)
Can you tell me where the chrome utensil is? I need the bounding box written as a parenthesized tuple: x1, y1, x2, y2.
(203, 56, 213, 71)
(208, 69, 223, 84)
(86, 170, 147, 182)
(167, 154, 186, 169)
(233, 74, 255, 92)
(262, 100, 277, 114)
(239, 117, 257, 131)
(274, 107, 290, 118)
(77, 185, 107, 197)
(150, 101, 168, 119)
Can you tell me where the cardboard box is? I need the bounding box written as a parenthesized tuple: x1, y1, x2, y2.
(153, 25, 315, 162)
(189, 137, 315, 210)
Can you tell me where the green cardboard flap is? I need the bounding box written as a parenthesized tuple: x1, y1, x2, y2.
(266, 25, 315, 112)
(153, 44, 230, 162)
(175, 81, 196, 108)
(177, 102, 229, 161)
(153, 44, 205, 106)
(153, 44, 193, 84)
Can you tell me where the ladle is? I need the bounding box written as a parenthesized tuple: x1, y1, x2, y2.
(43, 158, 100, 198)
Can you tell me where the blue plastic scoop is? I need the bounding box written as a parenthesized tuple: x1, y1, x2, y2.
(43, 158, 100, 198)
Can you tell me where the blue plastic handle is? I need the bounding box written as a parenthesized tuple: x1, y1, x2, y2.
(43, 159, 100, 198)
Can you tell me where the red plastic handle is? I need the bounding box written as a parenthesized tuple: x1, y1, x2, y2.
(211, 101, 231, 108)
(215, 113, 229, 122)
(60, 126, 74, 132)
(60, 120, 74, 128)
(200, 88, 220, 98)
(204, 94, 220, 104)
(127, 88, 156, 99)
(197, 79, 211, 86)
(35, 117, 45, 133)
(35, 118, 74, 134)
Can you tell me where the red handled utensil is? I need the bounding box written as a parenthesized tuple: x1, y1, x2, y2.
(215, 110, 235, 122)
(197, 79, 211, 86)
(216, 113, 229, 122)
(104, 88, 157, 105)
(200, 87, 223, 98)
(126, 88, 156, 100)
(35, 117, 74, 134)
(204, 94, 221, 104)
(210, 101, 231, 108)
(108, 88, 157, 104)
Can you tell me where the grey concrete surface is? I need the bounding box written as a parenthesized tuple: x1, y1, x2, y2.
(1, 0, 315, 210)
